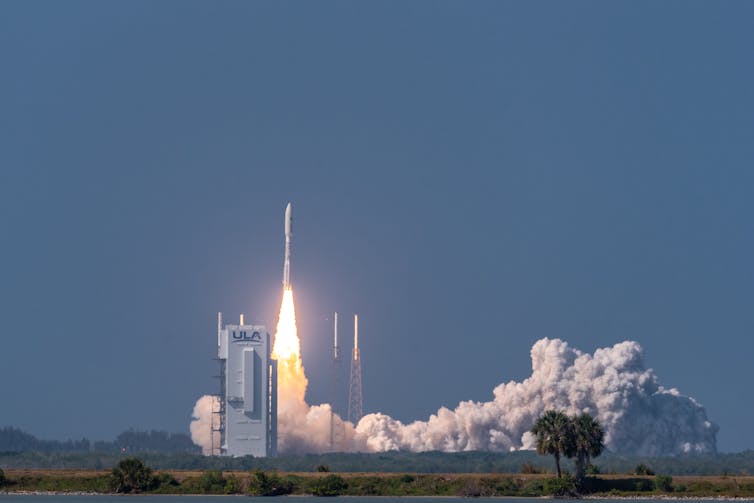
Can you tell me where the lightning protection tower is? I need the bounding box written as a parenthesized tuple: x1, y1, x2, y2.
(330, 312, 345, 450)
(347, 314, 363, 424)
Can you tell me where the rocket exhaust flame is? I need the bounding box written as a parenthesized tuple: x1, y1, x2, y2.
(271, 289, 302, 370)
(271, 286, 366, 453)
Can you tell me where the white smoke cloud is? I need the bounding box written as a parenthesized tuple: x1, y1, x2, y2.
(190, 394, 220, 455)
(191, 337, 717, 456)
(277, 402, 368, 454)
(356, 338, 717, 456)
(271, 355, 368, 454)
(189, 390, 367, 455)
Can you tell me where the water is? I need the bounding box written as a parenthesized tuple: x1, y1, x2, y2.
(0, 497, 731, 503)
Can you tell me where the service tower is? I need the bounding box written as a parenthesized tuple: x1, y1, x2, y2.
(216, 313, 277, 457)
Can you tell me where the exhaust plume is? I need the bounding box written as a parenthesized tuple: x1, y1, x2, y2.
(357, 338, 717, 456)
(270, 288, 367, 453)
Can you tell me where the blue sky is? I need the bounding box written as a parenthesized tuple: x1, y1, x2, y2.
(1, 1, 753, 452)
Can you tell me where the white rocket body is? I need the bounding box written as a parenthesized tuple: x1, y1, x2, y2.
(283, 202, 292, 289)
(334, 312, 339, 360)
(353, 314, 359, 361)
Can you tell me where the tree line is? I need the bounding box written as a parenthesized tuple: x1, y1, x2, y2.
(0, 426, 199, 454)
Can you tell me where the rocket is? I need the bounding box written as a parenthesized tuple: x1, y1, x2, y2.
(353, 314, 359, 361)
(283, 202, 292, 289)
(333, 312, 340, 360)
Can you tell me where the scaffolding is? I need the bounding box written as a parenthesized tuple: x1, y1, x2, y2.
(347, 314, 363, 425)
(210, 357, 226, 456)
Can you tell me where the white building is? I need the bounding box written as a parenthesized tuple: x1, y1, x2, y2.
(217, 314, 277, 457)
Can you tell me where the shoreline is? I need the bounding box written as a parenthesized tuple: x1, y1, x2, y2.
(3, 492, 754, 500)
(2, 496, 754, 501)
(4, 472, 754, 499)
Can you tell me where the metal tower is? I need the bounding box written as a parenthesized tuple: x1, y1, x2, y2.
(211, 312, 226, 456)
(330, 312, 345, 450)
(347, 314, 363, 424)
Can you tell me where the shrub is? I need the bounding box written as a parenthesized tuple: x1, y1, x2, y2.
(224, 475, 241, 494)
(654, 475, 673, 492)
(0, 467, 5, 487)
(310, 474, 347, 496)
(400, 474, 415, 484)
(459, 480, 482, 497)
(634, 463, 655, 476)
(155, 472, 179, 488)
(316, 464, 331, 472)
(247, 470, 294, 496)
(634, 479, 654, 492)
(522, 478, 545, 496)
(544, 476, 577, 497)
(492, 478, 520, 496)
(198, 470, 225, 493)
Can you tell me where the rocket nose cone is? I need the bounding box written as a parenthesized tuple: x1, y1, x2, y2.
(285, 203, 292, 235)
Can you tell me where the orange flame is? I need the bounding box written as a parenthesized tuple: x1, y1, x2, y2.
(272, 287, 308, 407)
(271, 289, 300, 363)
(269, 286, 368, 453)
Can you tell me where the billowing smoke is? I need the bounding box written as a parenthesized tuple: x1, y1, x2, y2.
(189, 394, 220, 455)
(356, 338, 717, 456)
(190, 288, 717, 456)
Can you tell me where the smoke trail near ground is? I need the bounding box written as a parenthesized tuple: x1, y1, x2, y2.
(189, 394, 220, 455)
(357, 338, 717, 456)
(190, 288, 717, 456)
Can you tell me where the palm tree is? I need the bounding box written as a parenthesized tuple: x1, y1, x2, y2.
(530, 410, 575, 478)
(572, 412, 605, 480)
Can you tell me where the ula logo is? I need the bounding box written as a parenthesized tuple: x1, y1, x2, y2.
(232, 330, 262, 342)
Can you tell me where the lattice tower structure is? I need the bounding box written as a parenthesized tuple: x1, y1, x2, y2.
(347, 314, 363, 425)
